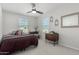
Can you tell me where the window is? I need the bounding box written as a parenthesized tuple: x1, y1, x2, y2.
(19, 16, 29, 33)
(42, 18, 49, 33)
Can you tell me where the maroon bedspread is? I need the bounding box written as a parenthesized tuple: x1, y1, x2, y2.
(0, 35, 38, 55)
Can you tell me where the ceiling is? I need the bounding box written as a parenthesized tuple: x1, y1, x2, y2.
(0, 3, 60, 17)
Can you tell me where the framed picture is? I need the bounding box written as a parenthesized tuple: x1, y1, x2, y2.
(50, 16, 53, 22)
(55, 19, 59, 26)
(61, 12, 79, 28)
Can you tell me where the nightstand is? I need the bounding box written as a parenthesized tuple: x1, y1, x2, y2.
(45, 32, 59, 45)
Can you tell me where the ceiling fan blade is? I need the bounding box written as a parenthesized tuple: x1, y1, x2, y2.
(27, 11, 32, 13)
(27, 3, 43, 14)
(36, 10, 43, 14)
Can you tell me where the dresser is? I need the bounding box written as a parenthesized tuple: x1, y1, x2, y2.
(45, 32, 59, 45)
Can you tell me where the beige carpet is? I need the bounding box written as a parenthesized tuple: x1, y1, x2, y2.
(13, 39, 79, 55)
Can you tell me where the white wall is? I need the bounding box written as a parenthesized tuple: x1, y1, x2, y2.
(0, 5, 2, 34)
(2, 11, 37, 34)
(38, 4, 79, 50)
(0, 5, 2, 42)
(28, 16, 38, 32)
(3, 11, 19, 34)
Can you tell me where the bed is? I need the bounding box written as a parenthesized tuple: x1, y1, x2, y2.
(0, 34, 38, 55)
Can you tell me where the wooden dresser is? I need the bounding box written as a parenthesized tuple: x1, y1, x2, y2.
(45, 32, 59, 45)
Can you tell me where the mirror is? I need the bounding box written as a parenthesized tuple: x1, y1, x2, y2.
(50, 16, 53, 22)
(55, 19, 59, 26)
(61, 13, 79, 28)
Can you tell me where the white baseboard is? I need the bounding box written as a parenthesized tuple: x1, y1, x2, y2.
(59, 43, 79, 51)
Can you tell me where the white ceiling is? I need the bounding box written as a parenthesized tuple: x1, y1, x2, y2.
(0, 3, 60, 17)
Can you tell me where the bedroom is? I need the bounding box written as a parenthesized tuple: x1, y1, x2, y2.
(0, 3, 79, 55)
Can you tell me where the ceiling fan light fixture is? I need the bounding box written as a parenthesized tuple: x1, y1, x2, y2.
(27, 3, 43, 14)
(32, 11, 36, 13)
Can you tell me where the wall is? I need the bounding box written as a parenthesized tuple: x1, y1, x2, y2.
(3, 11, 19, 34)
(28, 16, 38, 32)
(0, 5, 2, 42)
(38, 4, 79, 50)
(2, 11, 37, 34)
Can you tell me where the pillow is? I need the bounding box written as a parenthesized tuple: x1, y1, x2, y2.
(11, 31, 16, 35)
(15, 30, 22, 35)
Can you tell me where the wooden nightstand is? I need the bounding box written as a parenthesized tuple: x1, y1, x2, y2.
(45, 32, 59, 45)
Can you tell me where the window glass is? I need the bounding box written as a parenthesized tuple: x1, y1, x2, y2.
(19, 16, 29, 33)
(42, 18, 49, 33)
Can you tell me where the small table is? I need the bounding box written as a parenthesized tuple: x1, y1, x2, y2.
(45, 33, 59, 45)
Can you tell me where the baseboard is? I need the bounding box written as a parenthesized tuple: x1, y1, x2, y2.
(59, 43, 79, 51)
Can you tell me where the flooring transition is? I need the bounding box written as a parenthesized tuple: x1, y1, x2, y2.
(13, 39, 79, 55)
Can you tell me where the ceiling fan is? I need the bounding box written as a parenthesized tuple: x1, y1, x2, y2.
(27, 3, 43, 14)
